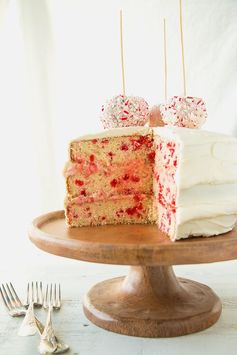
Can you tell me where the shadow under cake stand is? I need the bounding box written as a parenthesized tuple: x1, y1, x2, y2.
(29, 210, 237, 338)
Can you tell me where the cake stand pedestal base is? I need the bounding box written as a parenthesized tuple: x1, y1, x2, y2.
(83, 265, 222, 337)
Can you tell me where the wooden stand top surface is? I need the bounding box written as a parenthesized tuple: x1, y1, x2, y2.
(29, 210, 237, 266)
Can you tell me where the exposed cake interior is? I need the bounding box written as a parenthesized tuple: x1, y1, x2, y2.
(66, 194, 154, 227)
(65, 127, 156, 226)
(153, 134, 179, 240)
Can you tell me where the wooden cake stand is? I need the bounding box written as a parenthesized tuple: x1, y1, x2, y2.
(29, 210, 237, 338)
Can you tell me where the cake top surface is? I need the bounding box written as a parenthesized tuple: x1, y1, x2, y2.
(71, 126, 152, 142)
(154, 126, 237, 145)
(71, 125, 237, 147)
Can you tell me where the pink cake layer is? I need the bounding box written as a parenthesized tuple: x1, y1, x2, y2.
(65, 157, 153, 198)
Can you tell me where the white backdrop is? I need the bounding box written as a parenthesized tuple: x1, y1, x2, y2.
(0, 0, 237, 263)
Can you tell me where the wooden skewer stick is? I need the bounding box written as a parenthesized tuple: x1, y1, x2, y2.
(120, 10, 126, 97)
(163, 18, 168, 102)
(179, 0, 187, 96)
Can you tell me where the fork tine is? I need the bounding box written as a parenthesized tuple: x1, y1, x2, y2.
(2, 284, 13, 309)
(36, 282, 39, 304)
(1, 283, 26, 317)
(6, 283, 18, 307)
(0, 286, 11, 311)
(50, 283, 53, 308)
(53, 284, 57, 308)
(26, 282, 30, 306)
(31, 281, 35, 304)
(39, 281, 43, 305)
(58, 284, 61, 308)
(42, 283, 61, 310)
(29, 282, 32, 304)
(9, 283, 23, 307)
(30, 281, 33, 304)
(43, 284, 48, 309)
(10, 282, 23, 307)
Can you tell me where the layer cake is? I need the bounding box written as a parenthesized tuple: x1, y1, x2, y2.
(64, 126, 237, 241)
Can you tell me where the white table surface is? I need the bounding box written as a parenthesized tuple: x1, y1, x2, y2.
(0, 238, 237, 355)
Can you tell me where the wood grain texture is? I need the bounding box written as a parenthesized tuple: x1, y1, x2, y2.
(83, 266, 221, 337)
(29, 210, 237, 266)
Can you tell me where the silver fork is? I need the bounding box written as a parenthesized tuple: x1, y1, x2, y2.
(0, 282, 43, 337)
(40, 283, 69, 354)
(43, 284, 61, 310)
(26, 281, 43, 308)
(0, 283, 26, 317)
(0, 282, 69, 353)
(19, 281, 44, 336)
(20, 282, 69, 353)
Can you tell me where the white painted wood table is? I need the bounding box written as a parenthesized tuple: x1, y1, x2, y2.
(0, 241, 237, 355)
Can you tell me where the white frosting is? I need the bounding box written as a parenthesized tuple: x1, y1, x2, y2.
(175, 215, 237, 241)
(177, 182, 237, 224)
(155, 126, 237, 188)
(72, 126, 152, 142)
(176, 129, 237, 239)
(154, 126, 237, 145)
(154, 126, 237, 240)
(178, 143, 237, 189)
